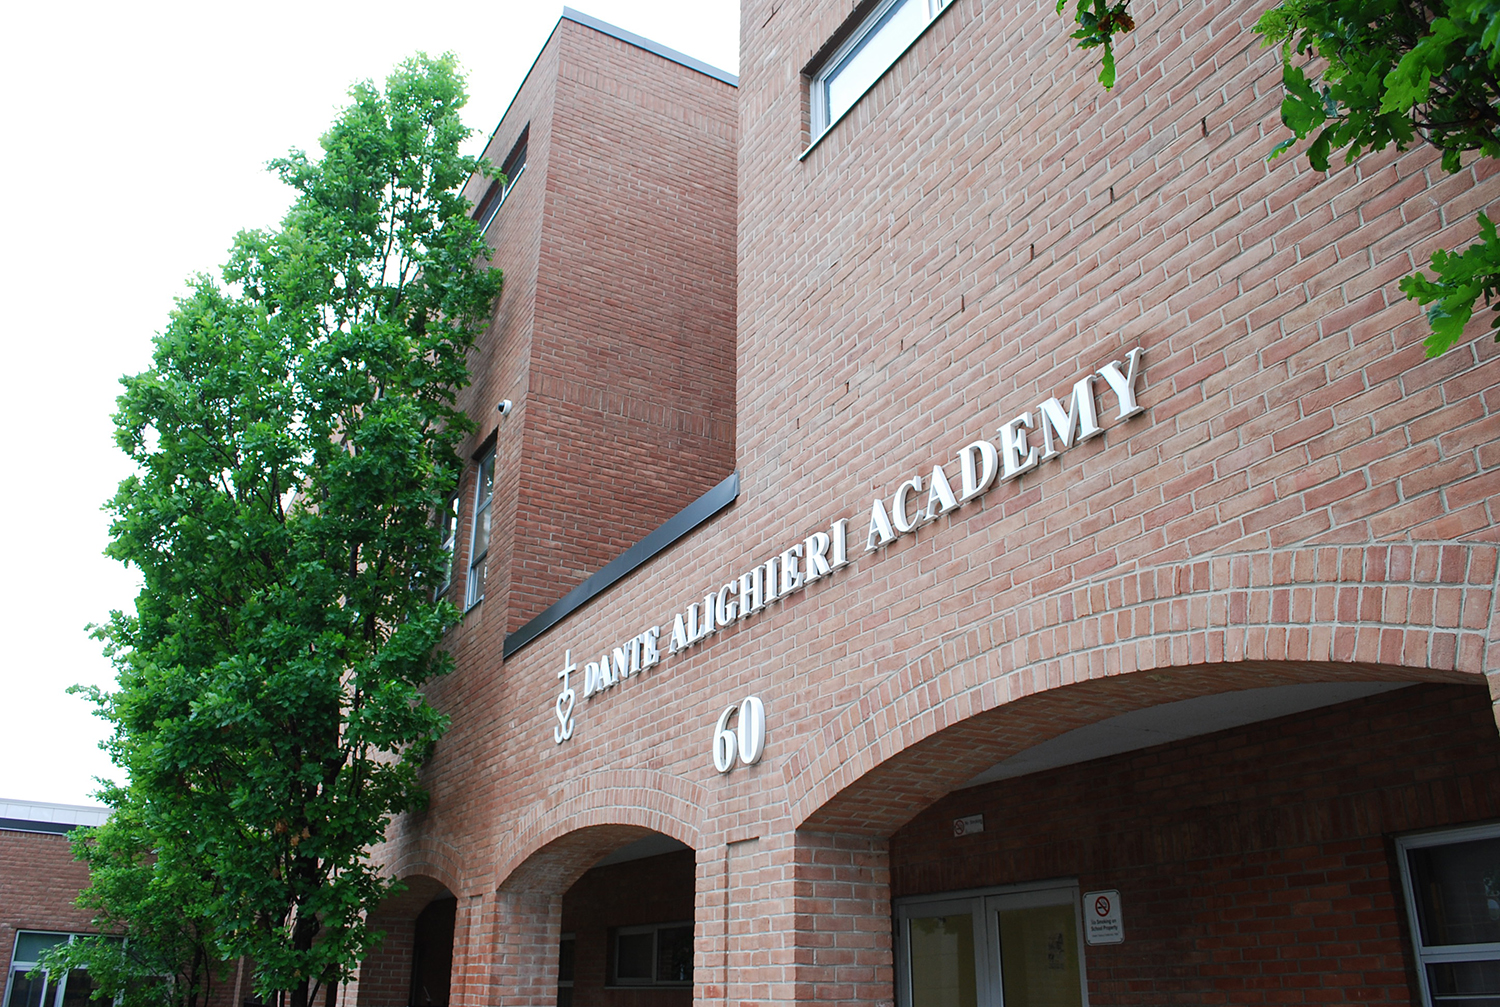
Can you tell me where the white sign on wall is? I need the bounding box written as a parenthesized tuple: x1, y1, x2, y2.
(953, 814, 984, 837)
(1083, 890, 1123, 945)
(549, 349, 1148, 744)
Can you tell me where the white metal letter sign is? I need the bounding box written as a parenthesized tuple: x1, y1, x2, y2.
(553, 650, 576, 744)
(712, 696, 766, 773)
(545, 349, 1150, 744)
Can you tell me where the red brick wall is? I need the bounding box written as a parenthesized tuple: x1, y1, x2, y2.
(891, 683, 1500, 1003)
(559, 850, 695, 1007)
(450, 17, 739, 639)
(509, 21, 739, 634)
(791, 833, 892, 1006)
(0, 830, 95, 981)
(378, 0, 1500, 1003)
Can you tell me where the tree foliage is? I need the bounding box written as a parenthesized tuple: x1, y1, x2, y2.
(85, 53, 502, 1007)
(1056, 0, 1136, 89)
(37, 787, 220, 1007)
(1057, 0, 1500, 355)
(1257, 0, 1500, 355)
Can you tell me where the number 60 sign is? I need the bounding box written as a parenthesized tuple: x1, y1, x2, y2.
(712, 696, 766, 773)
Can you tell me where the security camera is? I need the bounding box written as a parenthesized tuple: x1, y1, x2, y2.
(496, 399, 514, 416)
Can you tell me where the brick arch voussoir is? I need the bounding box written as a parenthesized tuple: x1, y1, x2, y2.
(383, 838, 465, 900)
(786, 542, 1498, 837)
(368, 872, 457, 924)
(493, 767, 706, 895)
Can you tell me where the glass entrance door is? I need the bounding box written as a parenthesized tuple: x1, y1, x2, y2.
(896, 882, 1089, 1007)
(990, 889, 1085, 1007)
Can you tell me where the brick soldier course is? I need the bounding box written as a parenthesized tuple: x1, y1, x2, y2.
(363, 2, 1500, 1006)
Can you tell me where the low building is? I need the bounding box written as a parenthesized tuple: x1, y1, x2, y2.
(359, 3, 1500, 1006)
(1, 800, 109, 1007)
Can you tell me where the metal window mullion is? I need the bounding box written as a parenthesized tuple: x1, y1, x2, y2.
(1417, 944, 1500, 962)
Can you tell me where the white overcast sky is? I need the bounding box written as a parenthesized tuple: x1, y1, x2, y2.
(0, 0, 739, 808)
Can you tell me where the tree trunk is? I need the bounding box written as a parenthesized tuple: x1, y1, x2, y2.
(231, 956, 246, 1007)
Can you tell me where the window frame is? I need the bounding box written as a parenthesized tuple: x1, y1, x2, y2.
(608, 921, 693, 988)
(804, 0, 955, 155)
(473, 126, 529, 234)
(893, 879, 1090, 1007)
(3, 932, 97, 1007)
(435, 493, 459, 600)
(1394, 819, 1500, 1006)
(465, 450, 495, 611)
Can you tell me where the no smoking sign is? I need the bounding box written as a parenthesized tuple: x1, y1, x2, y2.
(1082, 889, 1123, 945)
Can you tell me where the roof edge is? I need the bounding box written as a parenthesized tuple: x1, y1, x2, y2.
(562, 7, 739, 86)
(503, 471, 740, 658)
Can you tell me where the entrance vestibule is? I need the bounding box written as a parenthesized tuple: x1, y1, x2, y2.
(555, 833, 695, 1007)
(883, 682, 1500, 1006)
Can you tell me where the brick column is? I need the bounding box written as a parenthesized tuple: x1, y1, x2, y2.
(791, 831, 894, 1007)
(700, 830, 895, 1007)
(451, 886, 563, 1007)
(448, 892, 490, 1007)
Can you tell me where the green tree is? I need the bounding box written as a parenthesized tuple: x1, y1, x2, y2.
(37, 787, 221, 1007)
(1258, 0, 1500, 355)
(86, 52, 503, 1007)
(1058, 0, 1500, 356)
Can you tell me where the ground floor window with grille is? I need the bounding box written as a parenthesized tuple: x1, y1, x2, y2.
(895, 881, 1087, 1007)
(610, 922, 692, 986)
(3, 933, 97, 1007)
(1397, 820, 1500, 1006)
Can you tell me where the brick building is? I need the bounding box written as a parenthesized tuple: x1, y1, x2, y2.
(1, 801, 110, 1007)
(358, 3, 1500, 1006)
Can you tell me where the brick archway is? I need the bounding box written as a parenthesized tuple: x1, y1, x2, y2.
(492, 767, 706, 892)
(456, 772, 706, 1007)
(778, 543, 1498, 1007)
(354, 873, 457, 1007)
(786, 542, 1497, 837)
(376, 834, 465, 898)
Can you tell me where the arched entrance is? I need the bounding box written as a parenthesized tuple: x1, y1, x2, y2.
(355, 875, 457, 1007)
(558, 833, 696, 1004)
(470, 826, 700, 1007)
(787, 668, 1500, 1005)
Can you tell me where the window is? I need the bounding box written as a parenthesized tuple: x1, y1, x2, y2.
(465, 451, 495, 610)
(1396, 821, 1500, 1006)
(610, 922, 692, 986)
(3, 933, 96, 1007)
(809, 0, 954, 143)
(435, 494, 459, 598)
(472, 126, 529, 234)
(894, 882, 1088, 1007)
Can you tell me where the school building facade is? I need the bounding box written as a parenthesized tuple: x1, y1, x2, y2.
(357, 2, 1500, 1005)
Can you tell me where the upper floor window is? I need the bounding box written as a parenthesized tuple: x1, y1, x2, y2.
(472, 126, 529, 234)
(809, 0, 953, 144)
(1395, 821, 1500, 1006)
(435, 493, 459, 599)
(465, 450, 495, 610)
